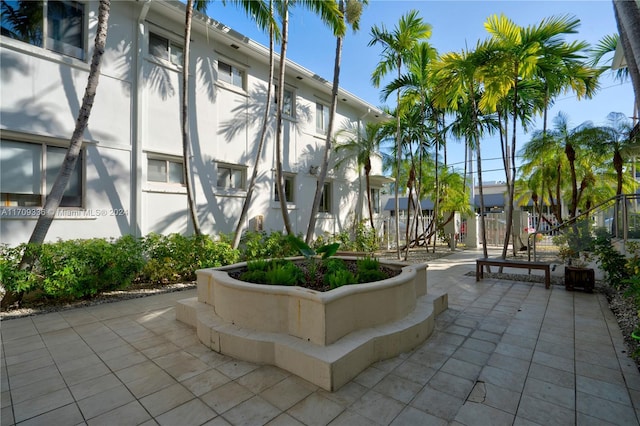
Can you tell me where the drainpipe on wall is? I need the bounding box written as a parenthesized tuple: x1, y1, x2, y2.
(131, 0, 152, 237)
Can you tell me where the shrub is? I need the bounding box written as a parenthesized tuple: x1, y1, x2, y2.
(593, 228, 628, 289)
(326, 269, 356, 289)
(357, 256, 379, 271)
(264, 261, 302, 286)
(357, 269, 386, 283)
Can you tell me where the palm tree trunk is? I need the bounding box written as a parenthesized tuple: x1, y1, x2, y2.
(275, 1, 293, 234)
(22, 0, 110, 248)
(182, 0, 202, 236)
(10, 0, 111, 307)
(613, 0, 640, 113)
(232, 1, 275, 249)
(394, 58, 402, 259)
(306, 1, 344, 244)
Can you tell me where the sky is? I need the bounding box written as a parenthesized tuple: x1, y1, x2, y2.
(206, 0, 635, 183)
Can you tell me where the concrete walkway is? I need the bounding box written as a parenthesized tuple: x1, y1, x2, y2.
(2, 249, 640, 425)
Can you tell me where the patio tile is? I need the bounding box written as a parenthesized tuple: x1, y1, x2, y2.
(287, 392, 345, 426)
(181, 368, 231, 397)
(154, 351, 211, 382)
(576, 391, 639, 425)
(389, 406, 447, 426)
(481, 381, 521, 414)
(352, 365, 387, 388)
(391, 360, 437, 386)
(138, 383, 194, 417)
(527, 362, 575, 389)
(126, 369, 177, 398)
(411, 386, 465, 421)
(454, 401, 514, 426)
(522, 377, 574, 410)
(237, 365, 289, 394)
(69, 373, 122, 401)
(516, 394, 574, 425)
(576, 375, 632, 406)
(9, 366, 63, 394)
(222, 395, 281, 426)
(201, 382, 253, 414)
(86, 401, 151, 426)
(155, 397, 217, 426)
(260, 376, 317, 411)
(15, 402, 83, 426)
(349, 389, 405, 424)
(428, 371, 475, 399)
(372, 374, 423, 404)
(77, 384, 135, 420)
(479, 365, 526, 393)
(11, 374, 68, 404)
(451, 346, 491, 366)
(318, 381, 366, 406)
(440, 357, 482, 381)
(487, 352, 530, 375)
(328, 408, 376, 426)
(12, 388, 74, 423)
(215, 360, 259, 380)
(264, 413, 304, 426)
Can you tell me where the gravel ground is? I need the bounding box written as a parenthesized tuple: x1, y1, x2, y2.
(2, 247, 639, 367)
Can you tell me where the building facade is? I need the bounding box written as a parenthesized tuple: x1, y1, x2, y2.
(0, 0, 388, 246)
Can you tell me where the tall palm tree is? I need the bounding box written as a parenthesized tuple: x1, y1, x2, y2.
(274, 0, 344, 235)
(481, 13, 589, 259)
(232, 0, 278, 249)
(306, 0, 362, 244)
(334, 121, 385, 230)
(369, 10, 432, 258)
(613, 0, 640, 114)
(23, 0, 110, 248)
(431, 42, 493, 259)
(593, 112, 636, 197)
(183, 0, 273, 237)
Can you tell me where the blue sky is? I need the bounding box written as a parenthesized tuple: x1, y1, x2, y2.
(206, 0, 635, 182)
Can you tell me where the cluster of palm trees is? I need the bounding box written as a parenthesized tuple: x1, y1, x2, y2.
(363, 9, 636, 261)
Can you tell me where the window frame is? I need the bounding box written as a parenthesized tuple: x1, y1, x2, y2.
(148, 30, 183, 67)
(146, 156, 185, 186)
(318, 181, 332, 213)
(1, 138, 85, 209)
(274, 173, 295, 203)
(0, 0, 87, 61)
(274, 86, 296, 118)
(370, 187, 381, 214)
(316, 102, 330, 135)
(217, 59, 246, 90)
(216, 162, 247, 191)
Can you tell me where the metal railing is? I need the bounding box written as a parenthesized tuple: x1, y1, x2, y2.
(527, 194, 640, 262)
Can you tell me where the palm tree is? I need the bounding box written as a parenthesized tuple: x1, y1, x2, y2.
(431, 42, 493, 259)
(481, 13, 590, 259)
(232, 0, 278, 249)
(334, 121, 385, 230)
(274, 0, 344, 236)
(23, 0, 110, 248)
(612, 0, 640, 114)
(306, 0, 363, 244)
(369, 10, 432, 258)
(596, 112, 636, 197)
(183, 0, 273, 237)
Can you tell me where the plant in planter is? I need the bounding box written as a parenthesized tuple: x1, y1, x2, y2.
(235, 236, 395, 291)
(555, 221, 596, 292)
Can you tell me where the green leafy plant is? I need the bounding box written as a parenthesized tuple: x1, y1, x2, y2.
(287, 235, 339, 260)
(357, 256, 380, 271)
(264, 260, 303, 286)
(326, 269, 356, 289)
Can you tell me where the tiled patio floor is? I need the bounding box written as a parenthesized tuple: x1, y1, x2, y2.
(2, 249, 640, 425)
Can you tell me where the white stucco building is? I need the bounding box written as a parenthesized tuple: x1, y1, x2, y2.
(0, 0, 388, 246)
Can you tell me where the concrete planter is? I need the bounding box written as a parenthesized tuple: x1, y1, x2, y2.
(176, 256, 447, 391)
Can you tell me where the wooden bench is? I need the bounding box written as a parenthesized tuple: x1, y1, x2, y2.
(476, 258, 551, 289)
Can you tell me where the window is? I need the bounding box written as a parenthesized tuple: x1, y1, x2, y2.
(1, 140, 83, 207)
(316, 102, 329, 134)
(371, 188, 381, 214)
(217, 164, 246, 189)
(274, 174, 295, 203)
(318, 181, 332, 213)
(147, 158, 184, 184)
(1, 1, 85, 60)
(275, 87, 295, 117)
(149, 32, 183, 66)
(218, 60, 244, 89)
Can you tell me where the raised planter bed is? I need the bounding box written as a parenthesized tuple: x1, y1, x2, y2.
(176, 256, 447, 391)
